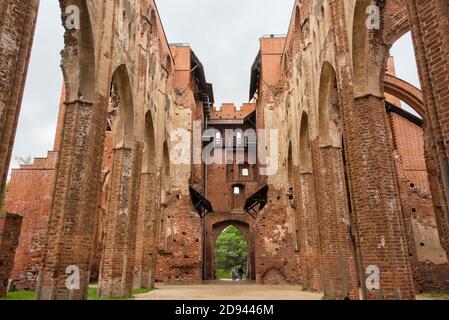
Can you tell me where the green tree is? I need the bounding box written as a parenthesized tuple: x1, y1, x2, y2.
(215, 225, 248, 273)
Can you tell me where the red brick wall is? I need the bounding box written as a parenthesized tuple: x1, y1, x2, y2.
(389, 111, 449, 292)
(0, 0, 39, 207)
(0, 213, 23, 296)
(5, 152, 57, 290)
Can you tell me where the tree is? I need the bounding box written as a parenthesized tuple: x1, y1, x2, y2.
(215, 225, 248, 272)
(15, 155, 33, 166)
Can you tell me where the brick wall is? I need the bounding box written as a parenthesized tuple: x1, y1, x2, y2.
(0, 0, 39, 207)
(4, 152, 57, 290)
(0, 213, 23, 297)
(389, 111, 449, 292)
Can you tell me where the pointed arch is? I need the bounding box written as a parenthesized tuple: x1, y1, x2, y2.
(299, 112, 312, 173)
(142, 110, 156, 173)
(318, 61, 341, 147)
(110, 64, 134, 148)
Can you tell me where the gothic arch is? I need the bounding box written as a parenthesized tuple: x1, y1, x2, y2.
(318, 61, 341, 147)
(294, 6, 301, 40)
(352, 0, 386, 97)
(299, 112, 312, 174)
(110, 64, 135, 148)
(60, 0, 96, 102)
(384, 74, 424, 118)
(142, 110, 156, 173)
(383, 1, 410, 46)
(162, 140, 171, 194)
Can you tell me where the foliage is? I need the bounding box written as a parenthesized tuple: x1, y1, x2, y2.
(15, 155, 33, 166)
(215, 225, 248, 273)
(216, 269, 231, 280)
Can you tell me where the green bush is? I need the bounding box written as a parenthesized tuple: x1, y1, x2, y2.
(215, 225, 248, 273)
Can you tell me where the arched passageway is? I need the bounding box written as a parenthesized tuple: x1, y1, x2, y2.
(215, 225, 249, 280)
(205, 219, 255, 282)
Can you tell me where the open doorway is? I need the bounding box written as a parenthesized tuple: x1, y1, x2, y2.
(214, 225, 249, 281)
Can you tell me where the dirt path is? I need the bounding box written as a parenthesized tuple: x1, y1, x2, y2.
(134, 282, 323, 300)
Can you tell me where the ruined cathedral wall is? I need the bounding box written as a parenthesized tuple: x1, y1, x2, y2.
(255, 89, 300, 285)
(155, 69, 202, 284)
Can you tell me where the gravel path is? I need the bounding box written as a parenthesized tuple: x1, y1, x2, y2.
(134, 282, 323, 300)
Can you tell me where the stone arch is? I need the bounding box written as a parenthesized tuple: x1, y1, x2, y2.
(352, 0, 386, 97)
(288, 142, 294, 191)
(384, 74, 424, 118)
(299, 112, 312, 174)
(383, 1, 410, 46)
(210, 220, 255, 281)
(162, 140, 170, 194)
(148, 9, 160, 53)
(142, 110, 156, 173)
(294, 6, 301, 40)
(110, 64, 134, 148)
(318, 61, 341, 148)
(60, 0, 96, 102)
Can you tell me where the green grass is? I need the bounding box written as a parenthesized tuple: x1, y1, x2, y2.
(217, 269, 231, 279)
(131, 288, 155, 296)
(1, 287, 155, 301)
(0, 291, 36, 300)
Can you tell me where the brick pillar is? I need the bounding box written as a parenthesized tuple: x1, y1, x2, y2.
(297, 173, 323, 292)
(0, 0, 39, 210)
(330, 0, 415, 300)
(349, 96, 415, 299)
(424, 131, 449, 256)
(36, 99, 107, 300)
(133, 171, 158, 289)
(313, 145, 359, 299)
(99, 143, 142, 298)
(0, 213, 23, 297)
(407, 0, 449, 255)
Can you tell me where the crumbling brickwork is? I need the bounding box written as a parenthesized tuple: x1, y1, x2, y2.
(0, 0, 448, 301)
(5, 152, 57, 291)
(0, 213, 22, 297)
(0, 0, 39, 209)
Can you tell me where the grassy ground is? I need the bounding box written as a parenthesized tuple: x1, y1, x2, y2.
(217, 269, 231, 280)
(0, 288, 155, 301)
(0, 291, 36, 300)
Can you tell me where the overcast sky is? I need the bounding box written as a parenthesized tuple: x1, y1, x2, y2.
(9, 0, 419, 172)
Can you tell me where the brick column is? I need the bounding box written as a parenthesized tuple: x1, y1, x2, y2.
(36, 99, 107, 300)
(330, 0, 415, 300)
(0, 213, 23, 297)
(407, 0, 449, 255)
(313, 145, 359, 299)
(99, 143, 142, 298)
(349, 96, 415, 299)
(297, 173, 323, 292)
(133, 171, 158, 289)
(0, 0, 39, 210)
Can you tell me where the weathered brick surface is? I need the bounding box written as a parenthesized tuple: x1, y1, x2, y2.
(5, 152, 57, 290)
(0, 0, 39, 209)
(0, 0, 449, 301)
(0, 213, 22, 297)
(389, 111, 449, 292)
